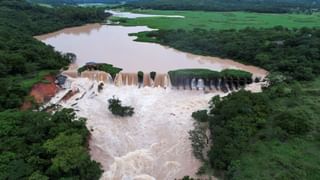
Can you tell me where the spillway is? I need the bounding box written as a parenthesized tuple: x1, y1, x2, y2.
(48, 76, 265, 179)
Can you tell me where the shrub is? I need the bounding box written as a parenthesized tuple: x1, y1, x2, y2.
(192, 110, 209, 122)
(138, 71, 144, 83)
(189, 123, 207, 161)
(150, 71, 156, 80)
(77, 63, 122, 79)
(273, 109, 311, 136)
(108, 97, 134, 117)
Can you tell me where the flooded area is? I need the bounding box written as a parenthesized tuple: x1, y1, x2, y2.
(35, 23, 267, 77)
(52, 77, 229, 179)
(38, 11, 268, 180)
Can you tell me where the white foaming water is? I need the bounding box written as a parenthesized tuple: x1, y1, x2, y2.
(55, 77, 229, 179)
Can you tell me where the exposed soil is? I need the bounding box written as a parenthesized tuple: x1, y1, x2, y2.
(21, 75, 58, 110)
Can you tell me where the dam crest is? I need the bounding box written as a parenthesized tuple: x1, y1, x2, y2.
(60, 70, 262, 93)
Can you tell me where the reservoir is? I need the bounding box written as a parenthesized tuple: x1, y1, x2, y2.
(37, 11, 268, 179)
(35, 23, 267, 77)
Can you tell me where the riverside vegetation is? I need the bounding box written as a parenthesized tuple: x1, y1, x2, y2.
(1, 0, 320, 179)
(151, 26, 320, 179)
(114, 5, 320, 180)
(115, 10, 320, 30)
(127, 0, 320, 13)
(78, 63, 122, 79)
(108, 97, 135, 117)
(0, 0, 108, 179)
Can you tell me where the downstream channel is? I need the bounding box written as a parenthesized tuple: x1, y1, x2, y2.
(36, 11, 267, 180)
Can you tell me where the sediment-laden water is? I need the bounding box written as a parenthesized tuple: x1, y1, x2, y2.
(38, 11, 268, 179)
(35, 24, 267, 77)
(54, 78, 220, 179)
(47, 77, 264, 179)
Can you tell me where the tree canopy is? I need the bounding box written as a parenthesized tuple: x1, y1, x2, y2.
(0, 0, 108, 109)
(0, 109, 102, 179)
(142, 27, 320, 81)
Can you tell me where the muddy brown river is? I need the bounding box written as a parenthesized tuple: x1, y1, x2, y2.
(35, 23, 267, 77)
(37, 12, 267, 179)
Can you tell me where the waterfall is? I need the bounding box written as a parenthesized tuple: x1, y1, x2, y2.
(191, 78, 197, 90)
(114, 73, 123, 86)
(118, 73, 138, 86)
(165, 74, 171, 88)
(233, 78, 240, 90)
(73, 70, 255, 92)
(184, 78, 191, 90)
(197, 78, 205, 90)
(62, 71, 78, 78)
(80, 71, 113, 84)
(154, 74, 166, 87)
(143, 74, 151, 87)
(227, 78, 233, 91)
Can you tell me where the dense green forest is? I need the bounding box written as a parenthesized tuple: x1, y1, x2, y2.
(0, 0, 108, 179)
(0, 0, 108, 110)
(128, 0, 320, 13)
(140, 27, 320, 81)
(1, 0, 320, 179)
(146, 27, 320, 178)
(190, 81, 320, 179)
(28, 0, 137, 5)
(0, 109, 102, 179)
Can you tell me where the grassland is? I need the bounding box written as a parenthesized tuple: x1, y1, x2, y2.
(113, 9, 320, 30)
(8, 70, 57, 90)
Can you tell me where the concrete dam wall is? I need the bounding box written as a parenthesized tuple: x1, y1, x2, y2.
(68, 70, 258, 93)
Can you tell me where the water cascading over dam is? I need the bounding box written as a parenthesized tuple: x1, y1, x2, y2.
(75, 70, 256, 93)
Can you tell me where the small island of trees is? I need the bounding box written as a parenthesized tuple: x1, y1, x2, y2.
(108, 96, 134, 117)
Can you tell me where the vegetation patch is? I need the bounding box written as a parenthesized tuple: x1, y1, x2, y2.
(0, 0, 109, 110)
(0, 109, 102, 179)
(78, 63, 122, 79)
(116, 10, 320, 30)
(189, 79, 320, 178)
(108, 97, 135, 117)
(144, 27, 320, 81)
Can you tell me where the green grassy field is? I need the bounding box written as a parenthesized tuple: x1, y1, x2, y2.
(8, 70, 57, 90)
(114, 10, 320, 30)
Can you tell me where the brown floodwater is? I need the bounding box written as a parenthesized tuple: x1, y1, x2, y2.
(35, 23, 267, 77)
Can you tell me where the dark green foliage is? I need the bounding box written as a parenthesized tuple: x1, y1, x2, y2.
(138, 71, 144, 83)
(221, 69, 252, 79)
(0, 78, 26, 110)
(273, 109, 311, 136)
(189, 123, 207, 161)
(98, 64, 122, 79)
(108, 97, 134, 117)
(0, 0, 108, 109)
(30, 0, 136, 5)
(191, 80, 320, 179)
(169, 69, 221, 80)
(0, 109, 102, 179)
(208, 90, 270, 170)
(0, 1, 106, 178)
(78, 63, 122, 79)
(146, 27, 320, 81)
(192, 110, 209, 123)
(150, 71, 156, 80)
